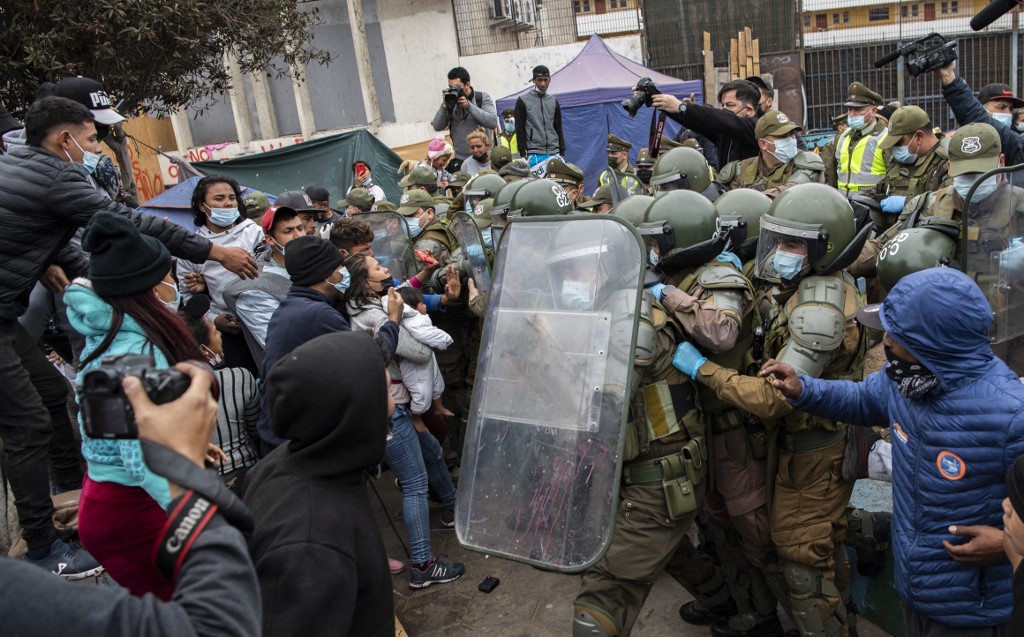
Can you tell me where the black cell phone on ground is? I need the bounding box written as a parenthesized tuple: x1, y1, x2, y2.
(478, 576, 500, 593)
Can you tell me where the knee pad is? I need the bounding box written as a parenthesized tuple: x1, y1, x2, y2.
(572, 603, 619, 637)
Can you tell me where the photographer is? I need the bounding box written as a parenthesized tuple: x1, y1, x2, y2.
(937, 60, 1024, 181)
(0, 363, 261, 637)
(651, 79, 760, 167)
(431, 67, 498, 163)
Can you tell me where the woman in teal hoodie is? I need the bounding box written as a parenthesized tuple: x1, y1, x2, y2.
(66, 212, 205, 600)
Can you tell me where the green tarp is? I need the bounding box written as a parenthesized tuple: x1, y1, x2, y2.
(192, 129, 403, 205)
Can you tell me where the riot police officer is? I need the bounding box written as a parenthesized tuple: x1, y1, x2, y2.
(650, 146, 720, 201)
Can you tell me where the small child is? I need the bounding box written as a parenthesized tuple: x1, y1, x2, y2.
(395, 287, 455, 431)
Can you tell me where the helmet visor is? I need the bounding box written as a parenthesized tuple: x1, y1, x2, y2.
(637, 222, 675, 266)
(755, 216, 829, 281)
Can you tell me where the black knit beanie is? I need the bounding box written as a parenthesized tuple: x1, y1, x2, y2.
(82, 212, 171, 297)
(1006, 454, 1024, 517)
(284, 236, 345, 286)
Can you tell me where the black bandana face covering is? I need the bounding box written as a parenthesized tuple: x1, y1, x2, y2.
(884, 346, 939, 400)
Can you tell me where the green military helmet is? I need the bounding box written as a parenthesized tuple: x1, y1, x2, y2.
(650, 147, 711, 194)
(876, 218, 959, 292)
(757, 183, 870, 279)
(464, 173, 505, 203)
(610, 194, 655, 227)
(508, 178, 574, 218)
(714, 188, 772, 262)
(544, 218, 641, 309)
(638, 190, 723, 272)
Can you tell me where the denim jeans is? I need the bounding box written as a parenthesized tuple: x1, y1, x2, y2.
(385, 403, 456, 564)
(0, 321, 83, 549)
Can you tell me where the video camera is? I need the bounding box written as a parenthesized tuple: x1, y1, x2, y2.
(81, 354, 218, 439)
(873, 33, 958, 78)
(622, 77, 661, 117)
(444, 85, 465, 108)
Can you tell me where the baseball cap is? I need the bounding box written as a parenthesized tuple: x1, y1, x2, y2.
(275, 190, 319, 213)
(261, 205, 298, 236)
(746, 76, 773, 94)
(448, 171, 472, 188)
(533, 65, 550, 80)
(53, 76, 125, 125)
(243, 191, 271, 215)
(372, 200, 397, 213)
(879, 106, 931, 149)
(304, 185, 330, 204)
(579, 185, 613, 210)
(948, 123, 1001, 176)
(754, 110, 801, 139)
(855, 303, 884, 330)
(396, 189, 436, 216)
(977, 84, 1024, 108)
(399, 166, 437, 188)
(339, 188, 375, 210)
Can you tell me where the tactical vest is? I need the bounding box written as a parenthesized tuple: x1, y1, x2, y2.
(759, 272, 867, 433)
(836, 127, 888, 193)
(878, 144, 948, 200)
(598, 167, 645, 197)
(623, 292, 703, 464)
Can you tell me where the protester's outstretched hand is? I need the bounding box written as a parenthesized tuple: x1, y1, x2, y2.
(210, 244, 259, 279)
(444, 264, 461, 302)
(943, 524, 1005, 565)
(651, 94, 683, 113)
(466, 277, 479, 303)
(124, 363, 217, 470)
(760, 359, 804, 399)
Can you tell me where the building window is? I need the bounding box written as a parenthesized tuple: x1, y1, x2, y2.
(869, 7, 890, 20)
(573, 0, 592, 12)
(951, 0, 958, 12)
(803, 14, 811, 27)
(941, 1, 948, 13)
(912, 4, 920, 16)
(843, 11, 850, 22)
(900, 5, 908, 18)
(833, 12, 839, 24)
(610, 0, 628, 8)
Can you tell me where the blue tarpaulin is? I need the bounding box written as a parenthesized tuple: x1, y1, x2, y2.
(496, 34, 704, 193)
(138, 176, 274, 229)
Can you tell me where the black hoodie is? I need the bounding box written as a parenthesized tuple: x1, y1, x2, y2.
(242, 332, 393, 637)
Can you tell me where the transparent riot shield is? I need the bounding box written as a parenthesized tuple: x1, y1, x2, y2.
(449, 211, 492, 296)
(356, 212, 421, 282)
(456, 215, 645, 572)
(961, 164, 1024, 345)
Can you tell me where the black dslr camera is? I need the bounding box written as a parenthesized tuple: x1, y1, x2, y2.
(444, 85, 465, 108)
(81, 354, 215, 439)
(622, 77, 661, 117)
(873, 33, 958, 78)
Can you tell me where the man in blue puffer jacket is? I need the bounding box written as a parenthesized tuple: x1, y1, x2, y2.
(762, 266, 1024, 636)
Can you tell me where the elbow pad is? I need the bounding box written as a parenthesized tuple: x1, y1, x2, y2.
(778, 276, 848, 378)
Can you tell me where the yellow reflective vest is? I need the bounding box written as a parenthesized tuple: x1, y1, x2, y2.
(835, 125, 888, 193)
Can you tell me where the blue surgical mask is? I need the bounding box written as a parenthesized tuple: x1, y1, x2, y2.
(208, 207, 240, 226)
(953, 174, 998, 202)
(67, 135, 103, 174)
(1016, 123, 1024, 133)
(504, 121, 515, 134)
(892, 143, 918, 165)
(848, 115, 867, 131)
(992, 112, 1013, 128)
(773, 249, 805, 280)
(333, 267, 351, 294)
(770, 137, 798, 163)
(648, 248, 661, 266)
(481, 227, 493, 249)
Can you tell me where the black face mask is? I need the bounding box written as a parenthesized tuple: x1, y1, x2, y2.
(376, 276, 394, 298)
(637, 168, 653, 183)
(884, 346, 939, 400)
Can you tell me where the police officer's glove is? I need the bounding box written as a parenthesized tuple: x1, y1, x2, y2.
(1006, 237, 1024, 276)
(880, 195, 906, 214)
(672, 342, 708, 381)
(465, 244, 485, 261)
(714, 250, 743, 270)
(646, 282, 667, 301)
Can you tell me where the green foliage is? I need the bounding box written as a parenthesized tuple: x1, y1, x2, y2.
(0, 0, 332, 116)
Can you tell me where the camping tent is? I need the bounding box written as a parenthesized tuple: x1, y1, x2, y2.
(191, 130, 404, 206)
(138, 176, 274, 228)
(496, 34, 704, 194)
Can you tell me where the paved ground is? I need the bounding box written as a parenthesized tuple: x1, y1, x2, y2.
(370, 474, 892, 637)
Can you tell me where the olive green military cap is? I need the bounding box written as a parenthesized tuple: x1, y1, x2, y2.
(546, 158, 585, 186)
(491, 145, 513, 169)
(579, 185, 614, 209)
(948, 122, 1001, 176)
(844, 82, 883, 107)
(879, 106, 932, 149)
(636, 148, 654, 166)
(398, 165, 437, 188)
(396, 189, 436, 215)
(338, 187, 375, 209)
(661, 138, 684, 150)
(607, 134, 632, 152)
(754, 110, 802, 139)
(372, 200, 397, 212)
(832, 113, 848, 125)
(242, 190, 271, 215)
(448, 171, 472, 188)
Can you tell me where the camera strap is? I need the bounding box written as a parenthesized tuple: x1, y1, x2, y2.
(649, 109, 668, 161)
(153, 489, 219, 581)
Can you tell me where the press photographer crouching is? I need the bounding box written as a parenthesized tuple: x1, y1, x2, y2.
(0, 362, 261, 636)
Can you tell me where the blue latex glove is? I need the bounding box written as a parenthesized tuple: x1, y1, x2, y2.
(464, 244, 485, 261)
(646, 282, 667, 301)
(1007, 237, 1024, 276)
(672, 342, 708, 380)
(880, 195, 906, 214)
(714, 250, 743, 270)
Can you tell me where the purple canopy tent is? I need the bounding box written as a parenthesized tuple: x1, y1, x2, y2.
(496, 34, 704, 193)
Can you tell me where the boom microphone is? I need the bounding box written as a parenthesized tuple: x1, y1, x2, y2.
(970, 0, 1021, 31)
